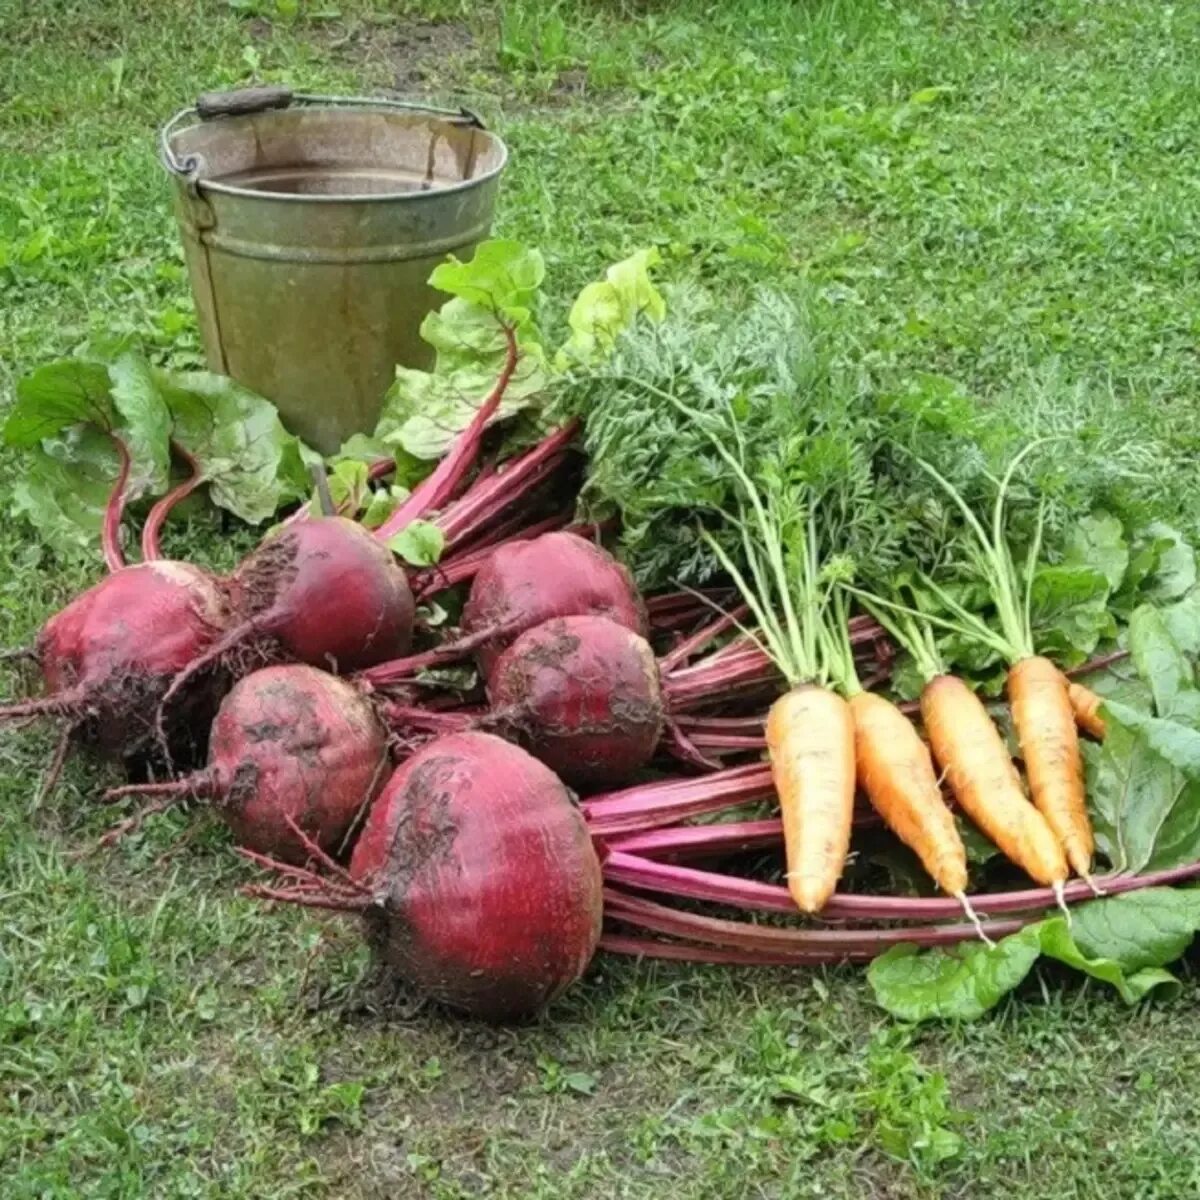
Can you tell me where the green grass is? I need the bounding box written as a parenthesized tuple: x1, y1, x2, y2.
(4, 0, 1200, 1195)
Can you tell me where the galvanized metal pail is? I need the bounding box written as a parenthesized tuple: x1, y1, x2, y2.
(160, 87, 508, 453)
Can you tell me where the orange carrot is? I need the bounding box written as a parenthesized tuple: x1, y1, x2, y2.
(1066, 677, 1106, 740)
(921, 674, 1069, 891)
(766, 685, 856, 914)
(850, 690, 968, 897)
(1009, 656, 1093, 878)
(908, 446, 1100, 890)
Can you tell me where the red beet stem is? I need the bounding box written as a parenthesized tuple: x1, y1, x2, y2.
(604, 820, 785, 859)
(659, 717, 723, 772)
(102, 434, 132, 573)
(662, 643, 782, 711)
(583, 763, 776, 835)
(432, 420, 580, 553)
(380, 702, 474, 735)
(605, 887, 1028, 951)
(599, 932, 873, 966)
(686, 730, 766, 751)
(659, 604, 752, 673)
(375, 324, 519, 541)
(1068, 648, 1131, 677)
(645, 588, 737, 627)
(674, 714, 767, 734)
(441, 505, 568, 570)
(355, 618, 522, 688)
(603, 850, 1200, 921)
(141, 441, 203, 560)
(661, 615, 889, 713)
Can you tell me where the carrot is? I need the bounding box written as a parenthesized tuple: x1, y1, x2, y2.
(1009, 656, 1093, 877)
(855, 601, 1069, 900)
(921, 674, 1069, 891)
(911, 445, 1096, 885)
(767, 685, 855, 913)
(1066, 678, 1106, 740)
(849, 690, 968, 892)
(663, 387, 860, 916)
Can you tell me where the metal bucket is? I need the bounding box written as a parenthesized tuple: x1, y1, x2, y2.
(160, 87, 508, 453)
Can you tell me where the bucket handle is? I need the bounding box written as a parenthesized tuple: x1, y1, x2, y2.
(160, 90, 486, 183)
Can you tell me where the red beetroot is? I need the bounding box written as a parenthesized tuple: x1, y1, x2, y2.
(461, 532, 647, 679)
(249, 731, 603, 1021)
(488, 615, 664, 788)
(157, 517, 415, 733)
(106, 665, 389, 861)
(232, 517, 415, 670)
(0, 561, 231, 759)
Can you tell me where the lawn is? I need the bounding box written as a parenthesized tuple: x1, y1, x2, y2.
(3, 1, 1200, 1196)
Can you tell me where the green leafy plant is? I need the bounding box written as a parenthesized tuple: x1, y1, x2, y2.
(6, 240, 664, 558)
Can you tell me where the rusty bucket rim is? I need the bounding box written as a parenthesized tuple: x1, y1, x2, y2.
(159, 93, 509, 206)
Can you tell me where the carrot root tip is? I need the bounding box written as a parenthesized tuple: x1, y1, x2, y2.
(1083, 873, 1107, 898)
(955, 892, 995, 947)
(1052, 880, 1072, 923)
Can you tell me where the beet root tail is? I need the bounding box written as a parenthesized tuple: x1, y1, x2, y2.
(102, 771, 214, 805)
(236, 832, 374, 912)
(241, 882, 369, 911)
(0, 688, 86, 724)
(36, 725, 75, 807)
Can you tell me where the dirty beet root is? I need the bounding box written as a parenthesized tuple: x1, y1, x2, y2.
(461, 531, 647, 680)
(106, 664, 390, 861)
(354, 732, 603, 1020)
(244, 732, 603, 1021)
(232, 517, 415, 670)
(487, 615, 664, 788)
(0, 561, 231, 761)
(158, 517, 415, 733)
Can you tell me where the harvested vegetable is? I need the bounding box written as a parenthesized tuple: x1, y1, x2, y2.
(0, 427, 231, 765)
(658, 400, 858, 912)
(914, 448, 1095, 882)
(461, 531, 647, 678)
(105, 665, 389, 861)
(1067, 678, 1107, 739)
(488, 615, 663, 786)
(866, 605, 1069, 894)
(247, 732, 603, 1021)
(923, 675, 1068, 891)
(154, 516, 414, 746)
(0, 561, 231, 760)
(848, 689, 979, 927)
(231, 516, 415, 671)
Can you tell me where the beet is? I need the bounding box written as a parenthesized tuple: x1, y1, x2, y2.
(348, 731, 602, 1019)
(488, 615, 664, 787)
(158, 517, 415, 731)
(232, 516, 415, 670)
(107, 665, 389, 862)
(461, 532, 646, 679)
(0, 561, 231, 759)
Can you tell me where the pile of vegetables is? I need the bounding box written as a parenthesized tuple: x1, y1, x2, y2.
(8, 240, 1200, 1026)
